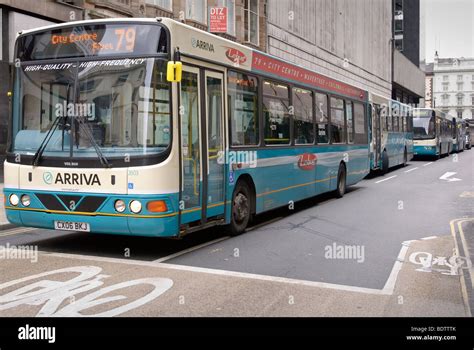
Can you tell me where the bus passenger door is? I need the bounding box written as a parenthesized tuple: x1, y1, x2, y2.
(179, 67, 202, 224)
(372, 104, 382, 167)
(179, 67, 225, 227)
(203, 71, 225, 221)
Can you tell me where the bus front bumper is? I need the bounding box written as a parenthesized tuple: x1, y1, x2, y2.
(413, 145, 437, 156)
(3, 189, 180, 238)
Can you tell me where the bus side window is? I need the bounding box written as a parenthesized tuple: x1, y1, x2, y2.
(353, 102, 367, 144)
(315, 92, 329, 144)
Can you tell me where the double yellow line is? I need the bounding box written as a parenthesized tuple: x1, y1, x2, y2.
(450, 217, 474, 317)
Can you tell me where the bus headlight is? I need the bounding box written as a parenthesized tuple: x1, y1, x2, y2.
(21, 195, 31, 207)
(114, 200, 126, 213)
(9, 194, 19, 206)
(129, 200, 142, 214)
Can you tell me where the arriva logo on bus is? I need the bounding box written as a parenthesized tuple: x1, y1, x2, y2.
(43, 171, 101, 186)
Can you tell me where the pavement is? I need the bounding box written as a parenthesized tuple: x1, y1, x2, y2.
(0, 149, 472, 316)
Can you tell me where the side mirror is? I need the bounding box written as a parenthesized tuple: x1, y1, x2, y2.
(167, 61, 182, 82)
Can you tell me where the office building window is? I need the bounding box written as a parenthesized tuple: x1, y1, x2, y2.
(443, 85, 448, 91)
(457, 83, 463, 91)
(457, 75, 463, 82)
(244, 0, 259, 45)
(186, 0, 207, 24)
(457, 111, 463, 119)
(443, 75, 449, 82)
(457, 96, 463, 106)
(146, 0, 172, 10)
(471, 96, 474, 106)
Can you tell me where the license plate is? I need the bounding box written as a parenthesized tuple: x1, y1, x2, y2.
(54, 221, 90, 232)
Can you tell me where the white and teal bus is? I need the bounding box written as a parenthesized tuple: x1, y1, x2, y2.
(451, 116, 466, 153)
(413, 108, 452, 158)
(368, 93, 413, 173)
(4, 18, 370, 237)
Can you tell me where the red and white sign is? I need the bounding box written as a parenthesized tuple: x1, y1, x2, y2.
(225, 47, 247, 65)
(210, 7, 227, 33)
(252, 52, 366, 101)
(298, 153, 317, 171)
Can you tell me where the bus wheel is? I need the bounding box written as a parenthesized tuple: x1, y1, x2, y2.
(381, 150, 389, 174)
(229, 181, 251, 236)
(335, 163, 346, 198)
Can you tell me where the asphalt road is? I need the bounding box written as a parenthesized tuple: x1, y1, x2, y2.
(0, 149, 472, 316)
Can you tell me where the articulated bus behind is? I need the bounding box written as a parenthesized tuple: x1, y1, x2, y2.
(413, 109, 452, 158)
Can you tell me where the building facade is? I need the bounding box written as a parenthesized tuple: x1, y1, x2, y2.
(0, 0, 425, 154)
(391, 0, 424, 105)
(432, 55, 474, 119)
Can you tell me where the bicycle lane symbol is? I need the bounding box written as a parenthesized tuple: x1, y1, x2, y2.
(0, 266, 173, 317)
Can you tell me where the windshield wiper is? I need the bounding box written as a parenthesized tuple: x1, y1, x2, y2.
(74, 116, 110, 168)
(32, 116, 66, 166)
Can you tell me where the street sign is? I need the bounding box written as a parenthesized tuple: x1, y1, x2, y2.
(209, 7, 227, 33)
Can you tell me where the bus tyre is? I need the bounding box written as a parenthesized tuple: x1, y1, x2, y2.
(229, 181, 251, 236)
(335, 163, 346, 198)
(381, 150, 389, 175)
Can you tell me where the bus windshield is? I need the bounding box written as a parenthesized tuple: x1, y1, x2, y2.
(13, 58, 171, 160)
(413, 116, 436, 139)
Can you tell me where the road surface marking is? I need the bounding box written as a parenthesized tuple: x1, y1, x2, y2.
(421, 236, 438, 240)
(457, 220, 473, 289)
(375, 175, 397, 184)
(43, 241, 412, 296)
(0, 227, 37, 237)
(382, 240, 411, 293)
(423, 162, 433, 167)
(153, 236, 230, 263)
(450, 218, 473, 317)
(404, 167, 419, 173)
(0, 266, 173, 317)
(408, 251, 469, 275)
(439, 172, 461, 182)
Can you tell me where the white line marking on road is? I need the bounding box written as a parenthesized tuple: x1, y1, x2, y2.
(404, 167, 419, 173)
(375, 175, 397, 184)
(421, 236, 438, 240)
(439, 172, 462, 182)
(382, 240, 411, 293)
(423, 162, 433, 167)
(152, 236, 230, 263)
(0, 227, 37, 237)
(42, 240, 412, 296)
